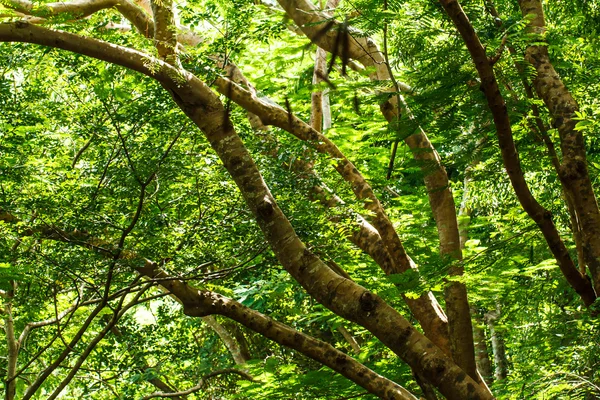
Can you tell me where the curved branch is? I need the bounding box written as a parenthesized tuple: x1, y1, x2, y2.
(517, 0, 600, 297)
(139, 264, 420, 400)
(6, 0, 120, 18)
(272, 0, 484, 378)
(213, 75, 452, 353)
(3, 0, 190, 47)
(18, 302, 80, 349)
(0, 211, 419, 400)
(0, 22, 219, 108)
(437, 0, 596, 307)
(0, 23, 490, 398)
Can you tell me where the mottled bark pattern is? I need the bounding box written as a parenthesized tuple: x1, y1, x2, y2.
(213, 74, 455, 357)
(150, 0, 178, 63)
(175, 84, 491, 400)
(517, 0, 600, 298)
(276, 0, 480, 380)
(0, 20, 495, 399)
(138, 263, 419, 400)
(437, 0, 596, 306)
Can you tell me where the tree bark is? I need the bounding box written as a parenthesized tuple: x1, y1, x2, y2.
(174, 77, 491, 399)
(484, 0, 589, 279)
(436, 0, 596, 306)
(0, 21, 493, 399)
(517, 0, 600, 297)
(484, 306, 508, 381)
(310, 46, 327, 132)
(471, 307, 493, 386)
(202, 315, 250, 365)
(150, 0, 178, 64)
(457, 137, 494, 387)
(8, 0, 454, 358)
(213, 73, 454, 359)
(4, 0, 456, 371)
(275, 0, 480, 381)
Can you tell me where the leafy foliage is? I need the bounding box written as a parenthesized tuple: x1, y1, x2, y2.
(2, 0, 600, 398)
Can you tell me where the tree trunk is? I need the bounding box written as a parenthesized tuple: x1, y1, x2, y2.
(457, 138, 494, 387)
(276, 0, 480, 381)
(0, 21, 493, 399)
(517, 0, 600, 297)
(437, 0, 596, 306)
(471, 308, 493, 386)
(485, 306, 508, 381)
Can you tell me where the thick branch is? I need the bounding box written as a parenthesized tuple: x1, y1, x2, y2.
(275, 0, 481, 379)
(214, 76, 452, 356)
(437, 0, 596, 306)
(517, 0, 600, 297)
(150, 0, 178, 64)
(0, 212, 418, 400)
(0, 23, 490, 398)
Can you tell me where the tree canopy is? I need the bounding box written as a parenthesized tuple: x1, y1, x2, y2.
(1, 0, 599, 398)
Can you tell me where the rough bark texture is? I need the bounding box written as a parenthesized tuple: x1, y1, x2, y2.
(437, 0, 596, 306)
(485, 0, 589, 280)
(0, 216, 418, 400)
(173, 77, 491, 399)
(7, 0, 459, 368)
(135, 267, 420, 400)
(0, 23, 494, 398)
(213, 74, 456, 358)
(9, 0, 450, 352)
(150, 0, 178, 64)
(517, 0, 600, 297)
(276, 0, 480, 381)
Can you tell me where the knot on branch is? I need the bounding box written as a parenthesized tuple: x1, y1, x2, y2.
(359, 291, 378, 313)
(256, 196, 275, 219)
(15, 20, 31, 29)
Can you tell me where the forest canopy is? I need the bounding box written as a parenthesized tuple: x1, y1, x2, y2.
(1, 0, 600, 398)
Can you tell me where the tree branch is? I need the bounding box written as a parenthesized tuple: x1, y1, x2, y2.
(0, 23, 490, 398)
(0, 212, 419, 400)
(437, 0, 596, 306)
(150, 0, 178, 64)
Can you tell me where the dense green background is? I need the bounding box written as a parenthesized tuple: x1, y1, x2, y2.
(1, 0, 599, 398)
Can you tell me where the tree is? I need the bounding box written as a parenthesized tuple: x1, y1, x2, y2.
(1, 0, 599, 398)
